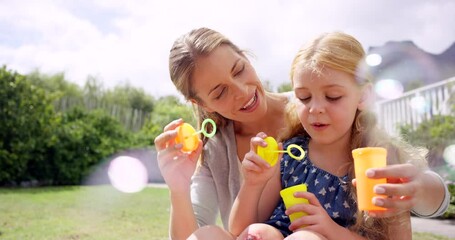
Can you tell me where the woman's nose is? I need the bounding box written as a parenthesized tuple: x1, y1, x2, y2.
(233, 82, 248, 100)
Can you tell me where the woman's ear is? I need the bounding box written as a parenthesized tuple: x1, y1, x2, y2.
(190, 98, 215, 113)
(358, 83, 373, 111)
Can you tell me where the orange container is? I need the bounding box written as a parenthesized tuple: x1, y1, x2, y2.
(175, 123, 199, 152)
(352, 147, 387, 211)
(279, 184, 308, 222)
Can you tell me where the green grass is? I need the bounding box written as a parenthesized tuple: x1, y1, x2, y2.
(0, 185, 453, 240)
(0, 185, 170, 240)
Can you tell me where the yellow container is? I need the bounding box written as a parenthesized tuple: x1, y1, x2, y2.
(257, 136, 279, 166)
(279, 184, 308, 222)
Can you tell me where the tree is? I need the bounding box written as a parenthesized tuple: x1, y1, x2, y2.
(277, 82, 292, 93)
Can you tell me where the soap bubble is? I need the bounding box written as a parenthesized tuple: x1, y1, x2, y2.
(409, 95, 430, 114)
(443, 144, 455, 166)
(108, 156, 148, 193)
(366, 53, 382, 67)
(374, 79, 404, 100)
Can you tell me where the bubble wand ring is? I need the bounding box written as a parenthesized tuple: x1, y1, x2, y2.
(257, 137, 305, 166)
(275, 144, 305, 161)
(176, 118, 217, 152)
(199, 118, 217, 138)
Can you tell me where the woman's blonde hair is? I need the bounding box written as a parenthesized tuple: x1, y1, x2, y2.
(169, 27, 245, 144)
(280, 32, 427, 239)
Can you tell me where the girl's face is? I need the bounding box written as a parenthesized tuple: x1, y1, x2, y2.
(293, 67, 367, 145)
(191, 45, 267, 123)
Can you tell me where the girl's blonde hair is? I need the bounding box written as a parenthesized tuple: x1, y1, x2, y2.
(280, 32, 427, 239)
(169, 27, 245, 144)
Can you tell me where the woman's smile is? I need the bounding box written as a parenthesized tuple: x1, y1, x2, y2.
(239, 90, 259, 113)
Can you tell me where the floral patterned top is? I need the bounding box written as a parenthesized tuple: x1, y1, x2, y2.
(265, 136, 357, 236)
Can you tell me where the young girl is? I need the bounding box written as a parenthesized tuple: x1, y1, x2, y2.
(227, 32, 447, 240)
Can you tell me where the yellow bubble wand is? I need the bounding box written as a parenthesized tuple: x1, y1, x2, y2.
(175, 118, 217, 152)
(257, 137, 305, 166)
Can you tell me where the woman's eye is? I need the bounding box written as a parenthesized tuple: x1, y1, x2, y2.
(215, 88, 226, 99)
(234, 65, 245, 77)
(327, 96, 341, 101)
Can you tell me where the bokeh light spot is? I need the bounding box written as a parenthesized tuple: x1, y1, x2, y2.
(366, 53, 382, 66)
(443, 144, 455, 166)
(409, 95, 430, 114)
(374, 79, 404, 99)
(108, 156, 148, 193)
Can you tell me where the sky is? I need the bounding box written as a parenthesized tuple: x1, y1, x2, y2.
(1, 0, 455, 98)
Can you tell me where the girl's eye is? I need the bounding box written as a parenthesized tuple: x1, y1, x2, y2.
(233, 64, 245, 77)
(298, 96, 311, 102)
(327, 96, 342, 101)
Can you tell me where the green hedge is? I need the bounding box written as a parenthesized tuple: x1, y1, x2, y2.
(400, 114, 455, 219)
(0, 66, 150, 186)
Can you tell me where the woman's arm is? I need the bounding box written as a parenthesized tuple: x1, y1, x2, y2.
(169, 189, 199, 240)
(155, 119, 203, 240)
(411, 170, 449, 217)
(365, 164, 448, 218)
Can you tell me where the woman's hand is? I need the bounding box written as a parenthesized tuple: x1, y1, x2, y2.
(287, 191, 338, 237)
(154, 119, 202, 193)
(355, 163, 424, 218)
(241, 132, 281, 187)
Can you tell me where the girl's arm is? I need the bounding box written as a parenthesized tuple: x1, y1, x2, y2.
(287, 192, 368, 240)
(229, 169, 281, 235)
(229, 133, 282, 236)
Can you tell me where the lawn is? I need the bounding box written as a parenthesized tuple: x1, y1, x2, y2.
(0, 185, 453, 240)
(0, 185, 169, 240)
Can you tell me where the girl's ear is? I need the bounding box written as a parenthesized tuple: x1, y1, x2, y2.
(190, 98, 215, 113)
(358, 83, 373, 111)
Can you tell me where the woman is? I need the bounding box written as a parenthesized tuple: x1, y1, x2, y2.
(154, 28, 449, 240)
(154, 27, 291, 240)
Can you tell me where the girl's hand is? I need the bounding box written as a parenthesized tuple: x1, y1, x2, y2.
(287, 191, 338, 237)
(241, 132, 281, 186)
(357, 163, 422, 218)
(154, 119, 202, 193)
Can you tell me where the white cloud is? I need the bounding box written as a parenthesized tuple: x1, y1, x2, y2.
(1, 0, 454, 98)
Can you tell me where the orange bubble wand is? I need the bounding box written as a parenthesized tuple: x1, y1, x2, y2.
(175, 118, 217, 152)
(257, 136, 305, 166)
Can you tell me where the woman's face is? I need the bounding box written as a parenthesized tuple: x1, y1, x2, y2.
(293, 67, 366, 145)
(191, 45, 267, 123)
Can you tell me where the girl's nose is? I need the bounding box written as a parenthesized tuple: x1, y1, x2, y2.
(309, 100, 325, 114)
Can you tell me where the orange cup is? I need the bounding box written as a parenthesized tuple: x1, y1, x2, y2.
(174, 123, 199, 152)
(279, 184, 309, 222)
(352, 147, 387, 211)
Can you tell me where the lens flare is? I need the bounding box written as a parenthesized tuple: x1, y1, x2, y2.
(374, 79, 404, 99)
(366, 53, 382, 67)
(443, 144, 455, 166)
(409, 96, 430, 114)
(108, 156, 148, 193)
